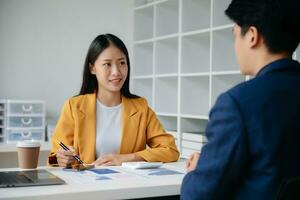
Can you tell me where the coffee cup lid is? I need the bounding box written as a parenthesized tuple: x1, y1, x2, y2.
(16, 140, 41, 148)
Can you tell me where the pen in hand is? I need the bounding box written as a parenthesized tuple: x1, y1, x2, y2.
(57, 140, 84, 164)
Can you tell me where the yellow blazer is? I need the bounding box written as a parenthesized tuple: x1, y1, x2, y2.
(48, 93, 179, 164)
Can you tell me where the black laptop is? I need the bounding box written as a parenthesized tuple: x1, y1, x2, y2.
(0, 169, 65, 188)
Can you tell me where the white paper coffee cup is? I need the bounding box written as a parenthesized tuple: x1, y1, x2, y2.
(16, 140, 41, 169)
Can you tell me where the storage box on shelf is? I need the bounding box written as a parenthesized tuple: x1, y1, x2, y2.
(0, 100, 6, 143)
(132, 0, 246, 158)
(6, 100, 45, 143)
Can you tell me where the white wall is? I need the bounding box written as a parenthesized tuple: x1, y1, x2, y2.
(0, 0, 133, 123)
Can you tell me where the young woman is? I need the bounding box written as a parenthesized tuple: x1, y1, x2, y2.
(48, 34, 179, 167)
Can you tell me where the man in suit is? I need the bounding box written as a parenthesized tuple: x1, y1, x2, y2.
(181, 0, 300, 199)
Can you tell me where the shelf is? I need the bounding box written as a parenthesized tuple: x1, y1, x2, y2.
(155, 37, 178, 74)
(132, 75, 153, 79)
(212, 27, 239, 71)
(181, 32, 210, 73)
(181, 76, 209, 116)
(212, 0, 232, 27)
(180, 114, 209, 120)
(155, 73, 177, 78)
(132, 0, 246, 158)
(155, 33, 178, 41)
(154, 77, 178, 114)
(132, 42, 153, 76)
(211, 74, 245, 106)
(156, 112, 177, 117)
(157, 116, 177, 132)
(134, 6, 154, 41)
(131, 78, 153, 107)
(156, 0, 179, 37)
(181, 118, 207, 133)
(211, 70, 240, 75)
(134, 0, 154, 8)
(211, 24, 234, 31)
(182, 0, 210, 32)
(6, 113, 45, 117)
(181, 72, 210, 77)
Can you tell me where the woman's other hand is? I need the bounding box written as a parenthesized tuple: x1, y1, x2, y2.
(92, 153, 144, 166)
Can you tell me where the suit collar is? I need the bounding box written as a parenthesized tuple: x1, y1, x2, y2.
(78, 93, 96, 116)
(256, 58, 300, 77)
(78, 93, 138, 116)
(121, 96, 138, 117)
(119, 96, 140, 154)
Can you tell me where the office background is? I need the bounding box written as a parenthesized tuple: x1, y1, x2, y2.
(0, 0, 133, 123)
(0, 0, 299, 164)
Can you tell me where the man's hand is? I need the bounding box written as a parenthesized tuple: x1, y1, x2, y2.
(186, 152, 200, 172)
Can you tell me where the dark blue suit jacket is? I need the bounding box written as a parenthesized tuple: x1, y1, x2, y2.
(181, 58, 300, 200)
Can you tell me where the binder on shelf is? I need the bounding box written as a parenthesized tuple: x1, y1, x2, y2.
(182, 140, 203, 151)
(182, 132, 207, 143)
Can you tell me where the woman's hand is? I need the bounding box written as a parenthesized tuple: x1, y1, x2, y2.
(92, 153, 144, 166)
(56, 146, 76, 167)
(185, 152, 200, 172)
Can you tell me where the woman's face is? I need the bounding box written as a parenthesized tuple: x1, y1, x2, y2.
(90, 45, 128, 94)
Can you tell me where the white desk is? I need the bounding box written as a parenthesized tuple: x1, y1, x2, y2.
(0, 161, 186, 200)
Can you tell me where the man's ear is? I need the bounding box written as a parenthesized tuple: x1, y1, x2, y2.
(247, 26, 260, 48)
(89, 63, 96, 75)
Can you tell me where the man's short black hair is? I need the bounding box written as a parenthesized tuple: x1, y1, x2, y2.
(225, 0, 300, 55)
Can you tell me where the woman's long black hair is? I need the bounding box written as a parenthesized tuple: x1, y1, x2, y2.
(79, 34, 139, 98)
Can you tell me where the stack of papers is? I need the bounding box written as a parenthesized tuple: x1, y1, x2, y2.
(121, 162, 163, 169)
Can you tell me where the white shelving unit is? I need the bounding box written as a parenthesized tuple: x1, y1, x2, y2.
(132, 0, 247, 158)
